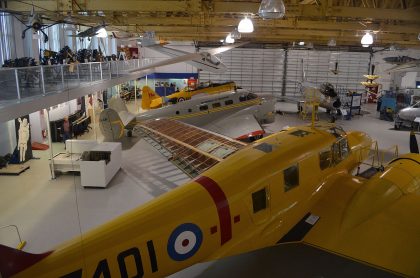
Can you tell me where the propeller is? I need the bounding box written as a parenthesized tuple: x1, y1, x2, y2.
(410, 130, 419, 154)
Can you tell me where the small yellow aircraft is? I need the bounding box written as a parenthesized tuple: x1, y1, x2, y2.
(141, 81, 237, 110)
(1, 121, 419, 277)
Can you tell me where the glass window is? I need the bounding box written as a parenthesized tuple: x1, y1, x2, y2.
(225, 99, 234, 105)
(188, 108, 192, 113)
(239, 95, 247, 102)
(284, 164, 299, 192)
(247, 93, 258, 100)
(252, 188, 267, 213)
(332, 143, 341, 165)
(175, 111, 179, 115)
(199, 105, 208, 111)
(212, 102, 221, 108)
(340, 139, 349, 159)
(319, 149, 332, 170)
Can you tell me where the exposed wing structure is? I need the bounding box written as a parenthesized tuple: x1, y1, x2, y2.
(133, 118, 246, 177)
(300, 155, 420, 277)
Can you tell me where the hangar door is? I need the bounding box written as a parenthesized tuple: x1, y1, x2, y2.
(199, 47, 285, 95)
(200, 48, 370, 99)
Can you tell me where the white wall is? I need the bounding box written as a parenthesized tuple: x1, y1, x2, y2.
(29, 111, 47, 143)
(371, 48, 420, 90)
(48, 99, 78, 121)
(0, 120, 17, 156)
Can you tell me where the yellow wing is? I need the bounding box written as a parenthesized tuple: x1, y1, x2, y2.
(302, 154, 420, 277)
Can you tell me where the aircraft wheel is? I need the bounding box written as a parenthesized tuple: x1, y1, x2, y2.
(178, 97, 185, 102)
(394, 123, 401, 130)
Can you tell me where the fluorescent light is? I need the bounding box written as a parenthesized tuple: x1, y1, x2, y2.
(298, 41, 305, 46)
(97, 27, 108, 38)
(238, 17, 254, 33)
(258, 0, 285, 19)
(225, 33, 235, 44)
(361, 32, 373, 47)
(230, 28, 241, 39)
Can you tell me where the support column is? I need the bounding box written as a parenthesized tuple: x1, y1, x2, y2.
(44, 108, 55, 179)
(281, 48, 288, 97)
(134, 79, 138, 112)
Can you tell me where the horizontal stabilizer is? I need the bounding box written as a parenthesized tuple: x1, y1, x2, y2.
(0, 244, 52, 277)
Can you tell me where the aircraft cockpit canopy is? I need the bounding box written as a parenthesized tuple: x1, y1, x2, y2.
(202, 53, 221, 66)
(239, 93, 258, 102)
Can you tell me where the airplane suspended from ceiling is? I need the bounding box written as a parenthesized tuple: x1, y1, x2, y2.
(111, 31, 143, 41)
(383, 56, 418, 65)
(1, 119, 419, 277)
(68, 21, 108, 40)
(0, 6, 72, 43)
(128, 32, 248, 74)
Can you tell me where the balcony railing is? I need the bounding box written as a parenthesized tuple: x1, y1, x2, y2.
(0, 58, 154, 106)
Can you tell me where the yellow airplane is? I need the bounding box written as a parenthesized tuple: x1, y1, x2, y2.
(141, 81, 237, 110)
(1, 120, 419, 277)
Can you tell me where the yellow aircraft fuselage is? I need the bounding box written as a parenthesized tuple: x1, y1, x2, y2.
(145, 82, 236, 110)
(10, 126, 372, 278)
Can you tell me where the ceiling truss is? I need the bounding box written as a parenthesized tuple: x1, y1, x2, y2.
(3, 0, 420, 47)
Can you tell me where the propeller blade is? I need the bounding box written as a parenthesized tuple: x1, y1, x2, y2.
(410, 130, 419, 154)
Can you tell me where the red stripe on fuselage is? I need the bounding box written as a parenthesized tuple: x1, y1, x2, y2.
(195, 176, 232, 245)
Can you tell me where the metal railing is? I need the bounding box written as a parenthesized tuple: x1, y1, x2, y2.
(0, 58, 154, 105)
(0, 224, 26, 250)
(356, 140, 399, 169)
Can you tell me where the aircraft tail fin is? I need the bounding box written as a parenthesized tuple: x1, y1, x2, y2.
(0, 243, 52, 277)
(141, 86, 160, 110)
(99, 108, 125, 141)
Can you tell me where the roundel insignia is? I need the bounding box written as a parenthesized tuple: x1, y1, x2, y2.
(167, 223, 203, 261)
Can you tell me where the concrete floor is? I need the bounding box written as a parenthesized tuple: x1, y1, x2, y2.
(0, 101, 415, 277)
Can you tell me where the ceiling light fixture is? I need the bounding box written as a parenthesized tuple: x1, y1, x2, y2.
(298, 41, 305, 46)
(258, 0, 285, 19)
(230, 28, 241, 39)
(97, 27, 108, 38)
(225, 33, 235, 44)
(238, 17, 254, 33)
(361, 31, 373, 47)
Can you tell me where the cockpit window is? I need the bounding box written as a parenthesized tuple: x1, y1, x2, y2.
(332, 138, 349, 165)
(247, 93, 258, 100)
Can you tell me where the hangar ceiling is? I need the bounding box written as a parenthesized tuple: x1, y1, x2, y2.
(2, 0, 420, 48)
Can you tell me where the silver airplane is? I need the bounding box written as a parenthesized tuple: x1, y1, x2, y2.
(99, 90, 275, 142)
(394, 101, 420, 129)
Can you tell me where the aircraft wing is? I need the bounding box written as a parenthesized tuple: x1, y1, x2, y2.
(387, 61, 420, 72)
(129, 52, 202, 74)
(206, 42, 249, 55)
(290, 162, 420, 277)
(133, 118, 247, 177)
(203, 114, 265, 141)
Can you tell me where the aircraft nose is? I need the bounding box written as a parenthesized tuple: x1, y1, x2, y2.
(347, 131, 373, 161)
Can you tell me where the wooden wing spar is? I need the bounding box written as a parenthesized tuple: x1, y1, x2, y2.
(134, 118, 247, 177)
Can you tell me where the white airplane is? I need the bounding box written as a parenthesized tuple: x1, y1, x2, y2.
(99, 89, 275, 142)
(129, 34, 247, 74)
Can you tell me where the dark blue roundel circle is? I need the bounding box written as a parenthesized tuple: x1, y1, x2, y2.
(167, 223, 203, 261)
